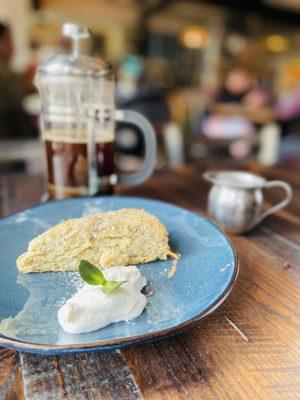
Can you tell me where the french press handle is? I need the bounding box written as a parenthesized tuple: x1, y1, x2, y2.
(115, 110, 157, 185)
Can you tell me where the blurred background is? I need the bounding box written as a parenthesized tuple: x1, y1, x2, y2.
(1, 0, 300, 177)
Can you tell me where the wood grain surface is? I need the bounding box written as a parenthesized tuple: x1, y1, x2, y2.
(0, 163, 299, 400)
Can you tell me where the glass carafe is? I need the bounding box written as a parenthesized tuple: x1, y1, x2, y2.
(35, 23, 156, 199)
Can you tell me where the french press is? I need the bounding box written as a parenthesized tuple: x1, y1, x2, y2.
(35, 23, 156, 199)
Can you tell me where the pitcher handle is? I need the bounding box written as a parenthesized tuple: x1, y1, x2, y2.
(115, 109, 157, 185)
(256, 180, 293, 224)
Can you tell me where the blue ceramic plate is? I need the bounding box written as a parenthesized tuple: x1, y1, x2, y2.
(0, 196, 238, 354)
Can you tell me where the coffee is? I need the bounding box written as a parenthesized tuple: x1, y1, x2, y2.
(44, 131, 115, 199)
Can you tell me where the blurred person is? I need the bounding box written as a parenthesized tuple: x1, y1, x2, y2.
(116, 55, 170, 127)
(0, 23, 32, 139)
(116, 55, 170, 155)
(217, 66, 256, 104)
(201, 66, 272, 158)
(276, 84, 300, 165)
(116, 56, 144, 104)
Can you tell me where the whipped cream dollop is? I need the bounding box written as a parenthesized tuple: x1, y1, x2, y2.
(58, 266, 147, 334)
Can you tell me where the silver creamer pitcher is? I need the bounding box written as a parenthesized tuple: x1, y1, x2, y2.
(204, 170, 293, 234)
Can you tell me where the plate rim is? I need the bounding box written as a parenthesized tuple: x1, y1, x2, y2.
(0, 195, 239, 353)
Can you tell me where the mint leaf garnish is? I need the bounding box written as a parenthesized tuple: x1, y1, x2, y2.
(101, 280, 127, 294)
(79, 260, 106, 286)
(78, 260, 127, 294)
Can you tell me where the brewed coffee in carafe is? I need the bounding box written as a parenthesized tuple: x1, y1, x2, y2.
(45, 137, 115, 198)
(44, 132, 115, 198)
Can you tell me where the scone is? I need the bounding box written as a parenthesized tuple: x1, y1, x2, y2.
(17, 209, 170, 273)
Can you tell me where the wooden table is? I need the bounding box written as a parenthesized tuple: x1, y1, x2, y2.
(1, 164, 300, 400)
